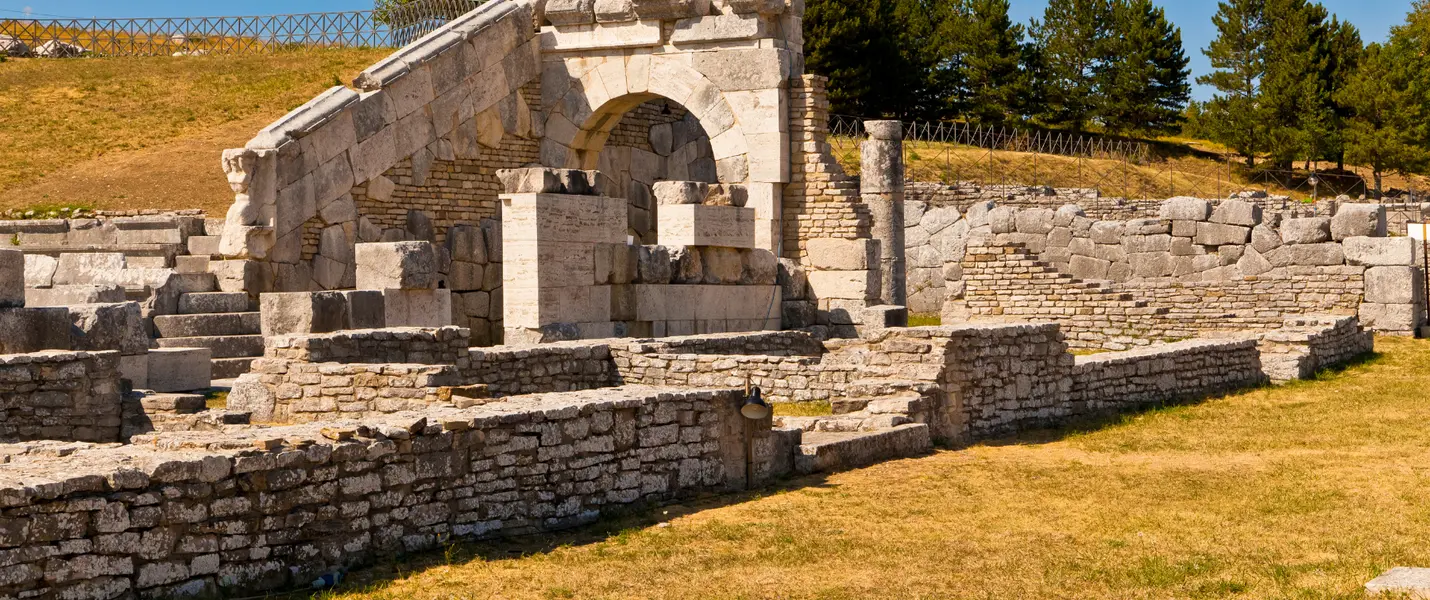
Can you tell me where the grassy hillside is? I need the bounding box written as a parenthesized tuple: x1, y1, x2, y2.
(306, 337, 1430, 600)
(0, 48, 389, 215)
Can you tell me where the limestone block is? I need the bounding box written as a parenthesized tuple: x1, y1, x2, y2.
(653, 181, 709, 205)
(1014, 208, 1055, 235)
(1170, 220, 1198, 237)
(446, 224, 488, 264)
(69, 302, 147, 355)
(922, 206, 961, 235)
(23, 254, 56, 288)
(1129, 252, 1172, 278)
(1365, 266, 1423, 304)
(260, 291, 351, 336)
(1090, 221, 1124, 244)
(638, 245, 673, 284)
(657, 205, 756, 249)
(1211, 199, 1262, 226)
(700, 247, 744, 284)
(147, 348, 211, 392)
(0, 307, 71, 353)
(1331, 204, 1386, 240)
(356, 241, 437, 290)
(0, 249, 20, 308)
(1359, 302, 1421, 332)
(672, 12, 767, 45)
(1054, 204, 1084, 227)
(670, 246, 704, 284)
(1127, 218, 1170, 235)
(705, 184, 749, 207)
(384, 289, 454, 328)
(805, 238, 879, 271)
(689, 47, 789, 92)
(1160, 197, 1212, 221)
(988, 207, 1016, 234)
(807, 270, 880, 301)
(1251, 225, 1283, 254)
(1286, 242, 1345, 266)
(54, 253, 126, 286)
(406, 209, 436, 243)
(504, 285, 609, 328)
(1280, 217, 1331, 244)
(343, 290, 386, 329)
(778, 258, 808, 300)
(743, 249, 778, 285)
(120, 354, 148, 389)
(1195, 222, 1250, 246)
(718, 0, 784, 15)
(1345, 236, 1415, 266)
(228, 375, 274, 422)
(594, 0, 637, 22)
(1238, 247, 1273, 276)
(546, 0, 596, 25)
(632, 0, 709, 21)
(501, 193, 626, 246)
(1123, 234, 1170, 254)
(26, 285, 127, 307)
(965, 201, 995, 228)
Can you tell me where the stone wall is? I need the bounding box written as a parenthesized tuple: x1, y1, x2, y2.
(243, 360, 460, 423)
(0, 350, 123, 443)
(942, 199, 1423, 340)
(264, 327, 472, 367)
(464, 342, 620, 396)
(782, 75, 869, 258)
(1070, 339, 1266, 414)
(1257, 315, 1375, 382)
(0, 386, 788, 599)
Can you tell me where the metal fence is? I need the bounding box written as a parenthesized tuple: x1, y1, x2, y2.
(0, 0, 486, 56)
(826, 114, 1409, 202)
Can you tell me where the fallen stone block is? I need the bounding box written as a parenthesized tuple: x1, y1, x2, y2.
(146, 347, 212, 392)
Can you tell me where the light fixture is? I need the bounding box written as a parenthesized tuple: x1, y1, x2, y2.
(741, 376, 770, 420)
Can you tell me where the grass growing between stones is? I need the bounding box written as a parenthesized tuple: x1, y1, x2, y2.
(0, 48, 389, 214)
(907, 313, 941, 327)
(309, 336, 1430, 600)
(771, 401, 832, 417)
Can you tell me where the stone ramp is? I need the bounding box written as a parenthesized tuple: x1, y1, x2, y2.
(794, 424, 932, 475)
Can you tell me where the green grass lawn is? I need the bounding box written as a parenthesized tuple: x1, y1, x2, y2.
(304, 336, 1430, 600)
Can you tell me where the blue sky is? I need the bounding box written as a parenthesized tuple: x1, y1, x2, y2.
(1, 0, 1418, 100)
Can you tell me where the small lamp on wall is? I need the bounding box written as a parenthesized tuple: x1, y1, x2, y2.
(741, 375, 770, 420)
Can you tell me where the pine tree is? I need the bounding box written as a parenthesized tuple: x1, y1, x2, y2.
(804, 0, 954, 119)
(1338, 42, 1428, 196)
(951, 0, 1029, 126)
(1095, 0, 1191, 135)
(1198, 0, 1268, 167)
(1030, 0, 1112, 131)
(1322, 17, 1363, 169)
(1260, 0, 1332, 169)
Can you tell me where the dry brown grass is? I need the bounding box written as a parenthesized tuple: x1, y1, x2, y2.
(833, 137, 1430, 202)
(0, 48, 389, 215)
(308, 336, 1430, 600)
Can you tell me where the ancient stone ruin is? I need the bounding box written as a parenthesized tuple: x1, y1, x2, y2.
(0, 0, 1415, 598)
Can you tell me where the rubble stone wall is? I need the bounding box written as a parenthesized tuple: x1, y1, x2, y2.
(245, 360, 460, 423)
(1070, 339, 1267, 413)
(0, 387, 785, 599)
(0, 350, 123, 443)
(264, 327, 472, 367)
(1257, 315, 1375, 382)
(464, 342, 620, 396)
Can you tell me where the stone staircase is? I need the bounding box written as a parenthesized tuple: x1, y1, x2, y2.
(777, 377, 941, 474)
(153, 290, 263, 380)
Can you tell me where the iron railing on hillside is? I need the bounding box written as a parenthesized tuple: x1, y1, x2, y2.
(0, 0, 486, 56)
(827, 114, 1410, 202)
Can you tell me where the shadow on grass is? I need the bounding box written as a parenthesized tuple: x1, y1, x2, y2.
(278, 471, 841, 599)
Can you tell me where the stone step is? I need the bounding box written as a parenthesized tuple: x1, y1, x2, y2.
(128, 392, 207, 415)
(156, 335, 264, 358)
(153, 312, 260, 338)
(213, 357, 257, 379)
(178, 292, 251, 315)
(794, 424, 932, 475)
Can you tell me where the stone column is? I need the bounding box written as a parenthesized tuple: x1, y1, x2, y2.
(861, 120, 905, 306)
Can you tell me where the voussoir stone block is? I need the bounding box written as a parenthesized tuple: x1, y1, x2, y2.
(1331, 203, 1387, 240)
(1344, 236, 1414, 266)
(1160, 197, 1212, 221)
(1280, 217, 1330, 244)
(356, 241, 437, 290)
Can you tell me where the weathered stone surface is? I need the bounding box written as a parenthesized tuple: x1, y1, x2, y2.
(704, 184, 748, 207)
(1344, 236, 1414, 266)
(1251, 225, 1282, 254)
(1160, 197, 1212, 221)
(147, 348, 212, 393)
(670, 246, 704, 284)
(1359, 302, 1421, 332)
(1331, 203, 1387, 240)
(1211, 199, 1262, 226)
(805, 239, 879, 271)
(1014, 208, 1055, 235)
(1280, 217, 1330, 244)
(384, 289, 454, 327)
(777, 258, 808, 300)
(653, 181, 709, 205)
(807, 270, 880, 300)
(1365, 266, 1422, 304)
(1195, 222, 1250, 246)
(0, 249, 21, 308)
(54, 253, 126, 286)
(1365, 567, 1430, 599)
(0, 307, 72, 353)
(988, 207, 1016, 234)
(638, 245, 673, 284)
(700, 246, 743, 284)
(658, 205, 756, 249)
(260, 292, 351, 336)
(496, 168, 563, 194)
(69, 302, 147, 355)
(22, 254, 56, 289)
(356, 242, 437, 290)
(546, 0, 596, 25)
